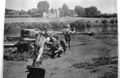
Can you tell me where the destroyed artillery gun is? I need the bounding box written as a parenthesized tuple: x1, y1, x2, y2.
(26, 32, 66, 78)
(4, 28, 47, 78)
(4, 28, 66, 57)
(4, 28, 39, 53)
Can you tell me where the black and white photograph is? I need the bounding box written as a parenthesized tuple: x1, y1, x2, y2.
(3, 0, 118, 78)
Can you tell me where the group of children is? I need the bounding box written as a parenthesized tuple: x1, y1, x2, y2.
(32, 24, 73, 66)
(32, 30, 66, 66)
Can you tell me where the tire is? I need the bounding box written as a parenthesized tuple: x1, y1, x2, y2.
(27, 73, 32, 78)
(27, 67, 45, 78)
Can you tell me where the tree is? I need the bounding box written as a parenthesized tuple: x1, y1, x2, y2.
(59, 8, 63, 17)
(85, 6, 100, 17)
(19, 10, 27, 15)
(109, 19, 115, 24)
(50, 8, 54, 14)
(37, 1, 50, 16)
(60, 3, 69, 17)
(27, 8, 41, 16)
(68, 9, 75, 17)
(74, 6, 85, 17)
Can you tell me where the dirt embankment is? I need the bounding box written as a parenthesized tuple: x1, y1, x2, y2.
(3, 35, 118, 78)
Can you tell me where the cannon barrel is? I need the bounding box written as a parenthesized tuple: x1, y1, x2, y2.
(4, 42, 18, 48)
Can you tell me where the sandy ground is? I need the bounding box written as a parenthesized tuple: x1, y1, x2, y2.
(3, 35, 117, 78)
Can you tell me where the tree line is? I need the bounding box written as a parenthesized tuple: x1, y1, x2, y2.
(5, 1, 117, 18)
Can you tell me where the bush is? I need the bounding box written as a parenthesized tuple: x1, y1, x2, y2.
(4, 23, 21, 36)
(4, 22, 68, 37)
(4, 49, 34, 61)
(70, 20, 86, 32)
(4, 22, 54, 37)
(99, 19, 117, 35)
(20, 22, 53, 30)
(115, 19, 117, 23)
(50, 22, 66, 31)
(101, 19, 108, 34)
(109, 19, 115, 24)
(101, 19, 108, 25)
(95, 20, 99, 23)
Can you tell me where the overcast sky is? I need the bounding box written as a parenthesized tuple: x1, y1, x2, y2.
(5, 0, 117, 13)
